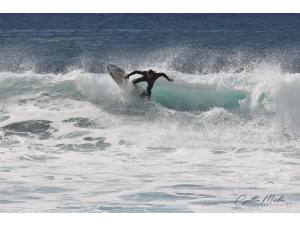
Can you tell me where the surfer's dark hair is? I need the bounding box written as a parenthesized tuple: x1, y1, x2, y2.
(148, 69, 155, 74)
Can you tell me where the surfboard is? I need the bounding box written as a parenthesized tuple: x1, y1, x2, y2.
(107, 64, 127, 87)
(107, 64, 145, 96)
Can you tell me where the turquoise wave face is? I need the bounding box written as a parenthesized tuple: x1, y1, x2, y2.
(151, 82, 247, 112)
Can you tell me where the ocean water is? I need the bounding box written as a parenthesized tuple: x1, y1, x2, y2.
(0, 14, 300, 212)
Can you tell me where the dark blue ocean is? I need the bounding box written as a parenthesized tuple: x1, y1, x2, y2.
(0, 14, 299, 74)
(0, 14, 300, 212)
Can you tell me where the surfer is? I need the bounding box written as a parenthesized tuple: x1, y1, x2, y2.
(125, 69, 174, 98)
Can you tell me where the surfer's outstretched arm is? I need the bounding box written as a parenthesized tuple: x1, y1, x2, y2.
(125, 71, 146, 79)
(157, 73, 174, 81)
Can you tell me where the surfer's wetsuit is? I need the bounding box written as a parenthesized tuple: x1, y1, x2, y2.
(125, 71, 172, 98)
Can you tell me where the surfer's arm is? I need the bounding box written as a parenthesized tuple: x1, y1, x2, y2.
(158, 73, 174, 81)
(125, 71, 145, 79)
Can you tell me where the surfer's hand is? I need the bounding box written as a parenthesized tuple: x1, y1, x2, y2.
(169, 78, 174, 82)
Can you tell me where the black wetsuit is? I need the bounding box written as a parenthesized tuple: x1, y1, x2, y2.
(126, 71, 171, 97)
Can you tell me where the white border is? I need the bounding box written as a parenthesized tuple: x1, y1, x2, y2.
(0, 1, 299, 224)
(1, 213, 300, 225)
(0, 0, 300, 13)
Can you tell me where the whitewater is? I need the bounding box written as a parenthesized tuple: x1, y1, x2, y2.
(0, 62, 300, 212)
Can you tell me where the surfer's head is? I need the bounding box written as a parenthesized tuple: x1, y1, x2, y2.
(147, 69, 155, 78)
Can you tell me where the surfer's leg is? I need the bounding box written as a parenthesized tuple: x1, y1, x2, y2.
(146, 83, 154, 98)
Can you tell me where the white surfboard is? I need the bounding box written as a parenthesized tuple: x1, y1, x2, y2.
(107, 64, 145, 96)
(107, 64, 127, 87)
